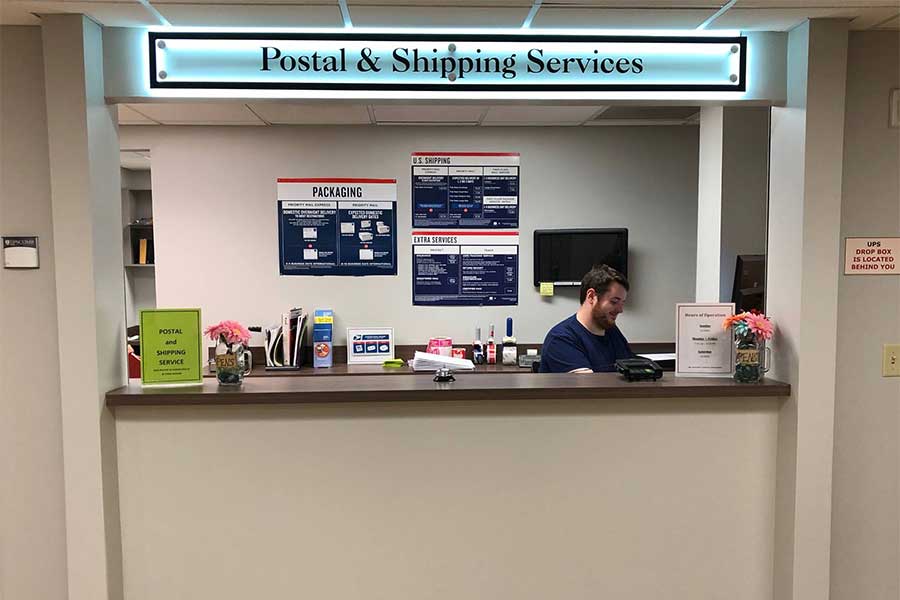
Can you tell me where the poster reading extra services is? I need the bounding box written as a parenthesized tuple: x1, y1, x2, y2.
(411, 152, 519, 229)
(413, 231, 519, 306)
(278, 178, 397, 276)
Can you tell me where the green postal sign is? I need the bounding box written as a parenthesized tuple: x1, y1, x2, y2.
(140, 308, 203, 386)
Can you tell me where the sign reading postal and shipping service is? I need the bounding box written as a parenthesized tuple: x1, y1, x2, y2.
(149, 32, 746, 93)
(278, 178, 398, 276)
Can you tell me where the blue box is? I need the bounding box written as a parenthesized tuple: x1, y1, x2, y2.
(312, 308, 334, 368)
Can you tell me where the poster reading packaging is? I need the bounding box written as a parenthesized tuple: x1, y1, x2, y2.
(278, 178, 397, 276)
(413, 231, 518, 306)
(675, 303, 735, 377)
(412, 152, 519, 229)
(844, 237, 899, 275)
(139, 308, 203, 386)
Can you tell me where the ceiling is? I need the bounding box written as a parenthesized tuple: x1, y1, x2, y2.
(3, 0, 898, 31)
(117, 103, 706, 126)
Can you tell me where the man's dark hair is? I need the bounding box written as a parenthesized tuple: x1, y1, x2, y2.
(580, 264, 630, 304)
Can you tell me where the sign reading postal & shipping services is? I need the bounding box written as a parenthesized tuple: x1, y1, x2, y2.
(149, 32, 746, 94)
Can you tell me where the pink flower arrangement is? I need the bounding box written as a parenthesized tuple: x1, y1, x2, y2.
(204, 320, 251, 346)
(722, 310, 775, 341)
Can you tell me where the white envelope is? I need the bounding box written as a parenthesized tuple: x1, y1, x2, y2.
(359, 249, 374, 260)
(302, 227, 317, 239)
(340, 222, 355, 234)
(303, 248, 318, 260)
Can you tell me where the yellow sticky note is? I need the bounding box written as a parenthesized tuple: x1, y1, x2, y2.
(539, 282, 554, 297)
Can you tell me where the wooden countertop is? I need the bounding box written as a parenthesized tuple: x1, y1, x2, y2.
(107, 372, 790, 407)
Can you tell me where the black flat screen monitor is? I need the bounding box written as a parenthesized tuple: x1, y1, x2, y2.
(534, 228, 628, 287)
(731, 254, 765, 312)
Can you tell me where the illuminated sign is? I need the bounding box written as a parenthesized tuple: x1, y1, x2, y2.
(149, 31, 746, 94)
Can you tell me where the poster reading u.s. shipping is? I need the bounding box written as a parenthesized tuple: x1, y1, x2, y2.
(413, 231, 519, 306)
(278, 178, 397, 276)
(411, 152, 519, 229)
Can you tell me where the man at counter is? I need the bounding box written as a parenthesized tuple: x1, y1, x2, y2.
(539, 264, 634, 373)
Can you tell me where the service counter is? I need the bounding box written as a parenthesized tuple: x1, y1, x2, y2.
(106, 371, 790, 600)
(107, 370, 789, 406)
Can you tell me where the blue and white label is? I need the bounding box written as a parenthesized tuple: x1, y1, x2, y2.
(278, 179, 397, 276)
(347, 327, 394, 364)
(412, 153, 519, 229)
(413, 231, 519, 306)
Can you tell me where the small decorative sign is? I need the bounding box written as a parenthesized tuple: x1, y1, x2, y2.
(347, 327, 394, 364)
(675, 303, 735, 377)
(139, 308, 203, 386)
(2, 236, 39, 269)
(844, 237, 899, 275)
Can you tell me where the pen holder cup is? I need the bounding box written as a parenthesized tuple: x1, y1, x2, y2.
(214, 344, 252, 386)
(734, 335, 770, 383)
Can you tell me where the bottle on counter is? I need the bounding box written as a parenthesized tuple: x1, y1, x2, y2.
(501, 316, 517, 366)
(473, 327, 485, 365)
(487, 323, 497, 365)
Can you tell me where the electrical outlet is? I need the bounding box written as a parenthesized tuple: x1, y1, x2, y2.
(883, 344, 900, 377)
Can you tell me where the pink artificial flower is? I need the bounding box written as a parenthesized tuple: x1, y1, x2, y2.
(204, 320, 251, 345)
(745, 313, 775, 340)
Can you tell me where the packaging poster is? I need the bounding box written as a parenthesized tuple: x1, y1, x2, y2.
(139, 308, 203, 386)
(278, 178, 397, 276)
(675, 303, 735, 377)
(413, 231, 518, 306)
(412, 152, 519, 229)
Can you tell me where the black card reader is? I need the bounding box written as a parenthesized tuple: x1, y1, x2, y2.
(615, 358, 664, 382)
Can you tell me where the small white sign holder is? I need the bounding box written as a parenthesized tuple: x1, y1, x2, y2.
(347, 327, 395, 365)
(675, 303, 735, 377)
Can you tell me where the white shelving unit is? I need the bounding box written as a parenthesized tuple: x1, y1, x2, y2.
(121, 165, 156, 328)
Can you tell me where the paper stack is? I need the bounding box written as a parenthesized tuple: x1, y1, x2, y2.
(409, 351, 475, 372)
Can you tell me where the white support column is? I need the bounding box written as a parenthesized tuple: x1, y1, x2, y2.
(696, 106, 724, 302)
(41, 14, 125, 600)
(767, 19, 849, 600)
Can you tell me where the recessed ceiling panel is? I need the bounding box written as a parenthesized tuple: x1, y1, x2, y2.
(0, 1, 41, 25)
(249, 103, 371, 124)
(349, 5, 530, 28)
(875, 14, 900, 29)
(130, 103, 265, 125)
(596, 105, 699, 120)
(482, 105, 603, 125)
(155, 3, 341, 26)
(710, 7, 861, 31)
(119, 105, 158, 125)
(373, 105, 487, 123)
(531, 8, 710, 29)
(4, 1, 159, 26)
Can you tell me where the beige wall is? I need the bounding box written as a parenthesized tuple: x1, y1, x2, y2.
(0, 25, 68, 600)
(116, 397, 780, 600)
(119, 124, 700, 348)
(831, 30, 900, 600)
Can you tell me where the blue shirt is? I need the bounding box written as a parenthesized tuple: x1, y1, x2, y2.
(539, 315, 634, 373)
